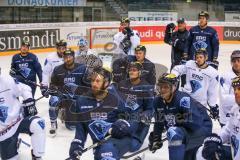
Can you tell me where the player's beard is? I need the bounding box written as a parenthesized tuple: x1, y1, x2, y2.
(92, 87, 108, 100)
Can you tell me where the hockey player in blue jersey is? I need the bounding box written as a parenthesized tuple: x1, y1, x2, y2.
(10, 41, 43, 97)
(184, 11, 219, 65)
(148, 73, 212, 160)
(68, 67, 153, 160)
(47, 49, 88, 136)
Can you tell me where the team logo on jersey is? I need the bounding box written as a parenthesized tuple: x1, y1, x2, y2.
(193, 40, 208, 51)
(64, 77, 76, 84)
(37, 119, 45, 130)
(165, 114, 176, 127)
(89, 120, 112, 141)
(192, 74, 203, 81)
(125, 94, 139, 110)
(180, 97, 190, 109)
(190, 80, 202, 93)
(231, 135, 239, 157)
(19, 67, 31, 78)
(0, 106, 8, 123)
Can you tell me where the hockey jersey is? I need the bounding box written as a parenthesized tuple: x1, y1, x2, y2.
(219, 69, 236, 125)
(42, 52, 63, 86)
(172, 60, 219, 107)
(0, 76, 32, 141)
(219, 104, 240, 160)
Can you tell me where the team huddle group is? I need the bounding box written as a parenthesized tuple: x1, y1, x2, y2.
(0, 10, 239, 160)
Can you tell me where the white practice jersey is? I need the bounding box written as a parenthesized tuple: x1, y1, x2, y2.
(75, 48, 97, 57)
(219, 70, 236, 125)
(0, 75, 32, 141)
(113, 30, 140, 55)
(172, 60, 219, 107)
(42, 52, 63, 86)
(219, 104, 240, 160)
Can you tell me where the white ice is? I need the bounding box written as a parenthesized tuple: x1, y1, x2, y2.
(0, 43, 238, 160)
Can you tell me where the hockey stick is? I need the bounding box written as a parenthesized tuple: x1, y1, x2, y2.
(122, 137, 167, 159)
(0, 89, 10, 94)
(65, 135, 112, 160)
(17, 138, 31, 148)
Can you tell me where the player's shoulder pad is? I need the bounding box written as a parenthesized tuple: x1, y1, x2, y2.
(186, 60, 195, 66)
(179, 94, 191, 109)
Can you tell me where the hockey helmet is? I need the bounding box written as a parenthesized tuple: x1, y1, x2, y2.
(198, 11, 209, 20)
(63, 48, 75, 57)
(77, 38, 88, 47)
(157, 73, 179, 87)
(195, 48, 208, 56)
(135, 45, 146, 53)
(21, 40, 30, 47)
(231, 50, 240, 61)
(128, 61, 143, 71)
(120, 18, 130, 24)
(92, 67, 112, 84)
(232, 76, 240, 88)
(177, 18, 185, 24)
(56, 39, 67, 47)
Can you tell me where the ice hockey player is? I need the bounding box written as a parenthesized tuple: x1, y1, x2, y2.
(171, 49, 219, 120)
(148, 73, 212, 160)
(113, 18, 140, 55)
(47, 49, 88, 135)
(69, 67, 153, 160)
(40, 39, 67, 97)
(196, 75, 240, 160)
(75, 37, 97, 56)
(0, 68, 45, 160)
(184, 11, 219, 66)
(219, 50, 240, 127)
(10, 40, 42, 97)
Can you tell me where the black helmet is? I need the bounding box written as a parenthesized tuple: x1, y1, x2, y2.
(157, 73, 179, 87)
(195, 48, 208, 56)
(128, 61, 143, 71)
(92, 67, 112, 83)
(135, 45, 146, 53)
(56, 40, 67, 47)
(198, 11, 209, 20)
(232, 76, 240, 88)
(21, 40, 30, 47)
(231, 50, 240, 61)
(63, 48, 75, 57)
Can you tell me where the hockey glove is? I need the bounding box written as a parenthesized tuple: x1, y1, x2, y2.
(122, 27, 134, 37)
(111, 119, 131, 139)
(69, 139, 84, 160)
(148, 132, 163, 153)
(40, 85, 49, 98)
(166, 23, 176, 33)
(202, 133, 223, 160)
(22, 98, 37, 117)
(209, 104, 219, 120)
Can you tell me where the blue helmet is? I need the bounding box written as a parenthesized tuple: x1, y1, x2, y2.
(77, 38, 88, 47)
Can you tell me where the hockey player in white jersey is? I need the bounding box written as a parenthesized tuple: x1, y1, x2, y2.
(113, 18, 140, 55)
(196, 76, 240, 160)
(171, 49, 219, 119)
(219, 50, 240, 127)
(0, 69, 45, 160)
(75, 37, 97, 56)
(40, 39, 67, 96)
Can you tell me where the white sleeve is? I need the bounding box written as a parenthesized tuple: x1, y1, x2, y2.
(207, 74, 219, 107)
(219, 123, 231, 144)
(171, 64, 187, 77)
(113, 33, 121, 54)
(219, 77, 235, 108)
(12, 78, 32, 99)
(130, 31, 140, 50)
(42, 58, 52, 86)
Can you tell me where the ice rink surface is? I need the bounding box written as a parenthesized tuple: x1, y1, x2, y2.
(0, 43, 239, 160)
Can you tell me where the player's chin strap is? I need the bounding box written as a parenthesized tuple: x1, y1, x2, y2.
(65, 135, 112, 160)
(121, 137, 167, 159)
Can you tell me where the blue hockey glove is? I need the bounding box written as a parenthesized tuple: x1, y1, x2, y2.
(148, 132, 163, 153)
(202, 133, 223, 160)
(22, 98, 37, 117)
(209, 104, 219, 120)
(111, 119, 131, 139)
(69, 139, 84, 160)
(40, 85, 49, 98)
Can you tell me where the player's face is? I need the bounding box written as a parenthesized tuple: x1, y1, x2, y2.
(178, 22, 186, 31)
(91, 74, 105, 92)
(20, 45, 29, 54)
(234, 86, 240, 105)
(135, 50, 145, 62)
(63, 55, 74, 67)
(232, 58, 240, 73)
(79, 45, 87, 52)
(195, 54, 206, 66)
(158, 83, 172, 100)
(57, 46, 66, 56)
(199, 16, 207, 27)
(120, 22, 130, 31)
(129, 67, 140, 80)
